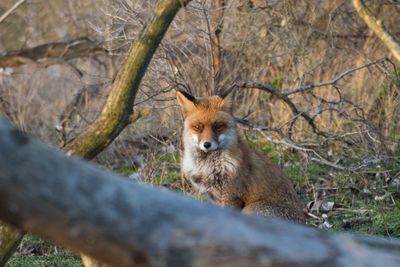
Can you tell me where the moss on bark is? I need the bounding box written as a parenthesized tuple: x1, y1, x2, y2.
(64, 0, 191, 160)
(0, 1, 191, 266)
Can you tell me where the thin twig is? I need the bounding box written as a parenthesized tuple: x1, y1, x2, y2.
(0, 0, 25, 24)
(237, 80, 326, 137)
(231, 58, 396, 172)
(283, 58, 387, 96)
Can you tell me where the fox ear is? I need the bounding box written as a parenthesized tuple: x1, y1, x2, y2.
(220, 95, 233, 113)
(176, 90, 197, 117)
(218, 89, 234, 113)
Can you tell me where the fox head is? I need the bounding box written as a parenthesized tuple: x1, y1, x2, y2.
(176, 90, 236, 152)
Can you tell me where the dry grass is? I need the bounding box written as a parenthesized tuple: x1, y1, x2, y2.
(1, 2, 400, 265)
(1, 0, 399, 177)
(0, 0, 399, 197)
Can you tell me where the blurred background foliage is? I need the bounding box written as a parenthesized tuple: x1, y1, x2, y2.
(0, 0, 400, 266)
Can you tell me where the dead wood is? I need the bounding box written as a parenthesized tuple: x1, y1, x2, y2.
(0, 117, 400, 267)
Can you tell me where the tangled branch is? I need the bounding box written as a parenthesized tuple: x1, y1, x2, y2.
(230, 58, 397, 171)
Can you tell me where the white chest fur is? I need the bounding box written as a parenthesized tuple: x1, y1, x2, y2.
(182, 149, 238, 193)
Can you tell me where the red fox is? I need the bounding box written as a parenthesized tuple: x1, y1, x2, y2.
(176, 90, 305, 222)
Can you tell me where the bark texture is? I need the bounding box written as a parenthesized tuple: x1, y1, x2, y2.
(63, 0, 191, 159)
(211, 0, 226, 87)
(0, 0, 190, 265)
(0, 225, 23, 267)
(352, 0, 400, 62)
(1, 117, 400, 267)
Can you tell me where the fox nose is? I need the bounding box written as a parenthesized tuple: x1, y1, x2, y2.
(203, 142, 212, 149)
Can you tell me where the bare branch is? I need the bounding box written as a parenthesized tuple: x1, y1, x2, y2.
(237, 80, 326, 137)
(283, 58, 388, 96)
(0, 0, 25, 24)
(231, 58, 396, 171)
(352, 0, 400, 62)
(64, 0, 191, 159)
(1, 117, 400, 267)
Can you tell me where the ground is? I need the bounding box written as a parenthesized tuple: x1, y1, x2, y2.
(6, 138, 400, 266)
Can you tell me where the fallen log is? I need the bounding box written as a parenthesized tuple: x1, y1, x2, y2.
(0, 117, 400, 267)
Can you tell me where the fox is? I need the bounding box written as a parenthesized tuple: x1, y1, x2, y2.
(176, 90, 305, 223)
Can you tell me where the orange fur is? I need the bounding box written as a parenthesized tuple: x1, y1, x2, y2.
(176, 91, 305, 222)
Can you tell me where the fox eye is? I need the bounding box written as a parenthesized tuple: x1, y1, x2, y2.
(192, 123, 204, 132)
(213, 122, 226, 132)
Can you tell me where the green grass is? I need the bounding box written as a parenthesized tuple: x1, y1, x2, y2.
(7, 235, 81, 267)
(18, 235, 54, 255)
(249, 138, 400, 238)
(326, 191, 400, 237)
(113, 151, 181, 185)
(285, 163, 308, 186)
(6, 139, 400, 266)
(246, 138, 280, 163)
(248, 138, 327, 188)
(113, 165, 139, 175)
(302, 173, 400, 237)
(269, 75, 284, 91)
(6, 254, 82, 267)
(156, 151, 180, 163)
(304, 198, 400, 238)
(152, 151, 181, 185)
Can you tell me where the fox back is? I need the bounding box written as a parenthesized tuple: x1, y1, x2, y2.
(176, 90, 305, 222)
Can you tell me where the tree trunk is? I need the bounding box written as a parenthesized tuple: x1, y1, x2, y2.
(63, 0, 190, 159)
(211, 0, 226, 90)
(0, 0, 191, 266)
(1, 117, 400, 267)
(352, 0, 400, 63)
